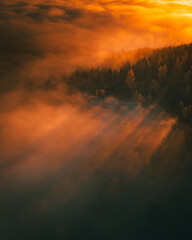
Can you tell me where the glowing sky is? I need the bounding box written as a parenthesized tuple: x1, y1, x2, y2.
(0, 0, 192, 76)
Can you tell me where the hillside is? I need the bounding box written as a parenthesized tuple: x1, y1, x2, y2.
(64, 43, 192, 122)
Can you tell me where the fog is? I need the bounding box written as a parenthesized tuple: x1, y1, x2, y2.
(1, 88, 192, 239)
(1, 0, 192, 94)
(1, 0, 192, 239)
(0, 89, 175, 181)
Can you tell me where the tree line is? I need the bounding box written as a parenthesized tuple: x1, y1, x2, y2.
(63, 43, 192, 123)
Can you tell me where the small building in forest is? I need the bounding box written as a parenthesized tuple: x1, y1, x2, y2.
(96, 89, 105, 97)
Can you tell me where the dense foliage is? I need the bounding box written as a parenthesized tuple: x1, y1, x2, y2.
(64, 43, 192, 122)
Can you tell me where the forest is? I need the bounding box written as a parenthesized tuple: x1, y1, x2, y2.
(60, 43, 192, 123)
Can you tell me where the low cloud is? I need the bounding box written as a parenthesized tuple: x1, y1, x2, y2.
(0, 0, 192, 94)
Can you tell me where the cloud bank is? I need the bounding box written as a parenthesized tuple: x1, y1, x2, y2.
(0, 0, 192, 89)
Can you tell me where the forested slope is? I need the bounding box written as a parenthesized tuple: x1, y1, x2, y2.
(65, 43, 192, 122)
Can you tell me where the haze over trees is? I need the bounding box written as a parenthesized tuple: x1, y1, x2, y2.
(64, 43, 192, 123)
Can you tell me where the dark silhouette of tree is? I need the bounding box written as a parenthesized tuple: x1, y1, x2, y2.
(124, 69, 136, 91)
(61, 42, 192, 124)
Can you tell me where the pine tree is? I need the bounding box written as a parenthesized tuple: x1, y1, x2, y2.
(124, 69, 136, 91)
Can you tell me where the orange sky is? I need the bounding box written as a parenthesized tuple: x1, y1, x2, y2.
(0, 0, 192, 73)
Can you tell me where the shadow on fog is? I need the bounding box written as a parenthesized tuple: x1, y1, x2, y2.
(0, 90, 192, 240)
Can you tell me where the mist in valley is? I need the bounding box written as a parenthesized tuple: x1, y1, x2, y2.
(1, 0, 192, 239)
(1, 86, 192, 239)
